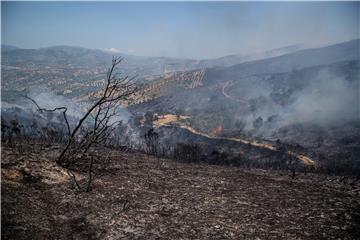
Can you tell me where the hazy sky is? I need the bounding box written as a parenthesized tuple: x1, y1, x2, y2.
(2, 1, 359, 59)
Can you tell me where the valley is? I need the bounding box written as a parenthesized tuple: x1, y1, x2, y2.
(2, 2, 360, 239)
(2, 39, 360, 175)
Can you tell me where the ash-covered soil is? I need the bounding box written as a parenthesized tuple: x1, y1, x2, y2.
(2, 144, 360, 239)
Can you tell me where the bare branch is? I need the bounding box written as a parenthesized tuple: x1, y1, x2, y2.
(21, 94, 72, 137)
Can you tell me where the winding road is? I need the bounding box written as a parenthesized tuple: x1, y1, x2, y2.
(155, 115, 315, 166)
(221, 81, 249, 105)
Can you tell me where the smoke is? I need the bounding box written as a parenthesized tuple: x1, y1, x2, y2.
(282, 70, 359, 126)
(107, 108, 132, 125)
(10, 86, 133, 127)
(104, 48, 121, 53)
(26, 86, 83, 119)
(246, 69, 359, 135)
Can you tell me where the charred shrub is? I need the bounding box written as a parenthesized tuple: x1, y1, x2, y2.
(174, 143, 201, 163)
(207, 150, 230, 165)
(144, 128, 159, 155)
(1, 118, 22, 145)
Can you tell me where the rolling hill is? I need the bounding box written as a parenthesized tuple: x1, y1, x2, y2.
(130, 39, 360, 171)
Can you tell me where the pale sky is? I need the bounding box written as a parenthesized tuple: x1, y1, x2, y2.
(2, 1, 359, 59)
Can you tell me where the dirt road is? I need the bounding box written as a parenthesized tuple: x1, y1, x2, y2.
(155, 115, 315, 166)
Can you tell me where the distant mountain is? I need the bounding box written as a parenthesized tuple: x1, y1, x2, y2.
(0, 42, 311, 77)
(2, 45, 111, 67)
(204, 39, 359, 84)
(139, 39, 359, 97)
(1, 45, 201, 102)
(1, 45, 198, 76)
(196, 54, 250, 68)
(133, 39, 360, 123)
(2, 39, 358, 105)
(130, 39, 359, 164)
(196, 44, 307, 68)
(263, 44, 306, 58)
(1, 44, 18, 52)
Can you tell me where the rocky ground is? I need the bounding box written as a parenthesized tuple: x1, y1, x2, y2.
(2, 143, 360, 239)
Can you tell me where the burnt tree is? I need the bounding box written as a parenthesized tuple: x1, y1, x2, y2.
(144, 128, 159, 155)
(24, 57, 138, 191)
(57, 57, 137, 166)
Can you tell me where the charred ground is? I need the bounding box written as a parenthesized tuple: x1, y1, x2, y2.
(2, 143, 360, 240)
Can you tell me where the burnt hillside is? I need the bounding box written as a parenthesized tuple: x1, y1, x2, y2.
(2, 144, 360, 239)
